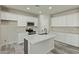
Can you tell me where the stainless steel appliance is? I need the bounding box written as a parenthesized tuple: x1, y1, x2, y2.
(26, 22, 36, 35)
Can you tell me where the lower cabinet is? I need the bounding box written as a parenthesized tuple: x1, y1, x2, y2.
(55, 32, 79, 47)
(24, 38, 54, 54)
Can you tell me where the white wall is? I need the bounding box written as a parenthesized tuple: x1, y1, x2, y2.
(38, 15, 50, 34)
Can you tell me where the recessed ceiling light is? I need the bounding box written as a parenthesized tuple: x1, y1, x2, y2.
(49, 6, 52, 9)
(27, 8, 30, 10)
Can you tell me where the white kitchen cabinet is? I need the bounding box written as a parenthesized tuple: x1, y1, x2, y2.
(26, 16, 38, 26)
(33, 17, 38, 26)
(17, 16, 27, 26)
(0, 11, 38, 26)
(51, 13, 79, 26)
(66, 13, 79, 26)
(24, 33, 55, 54)
(18, 16, 38, 26)
(0, 11, 18, 21)
(54, 32, 79, 47)
(51, 15, 66, 26)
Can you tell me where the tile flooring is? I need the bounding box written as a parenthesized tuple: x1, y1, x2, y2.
(0, 40, 79, 54)
(0, 43, 24, 54)
(51, 40, 79, 54)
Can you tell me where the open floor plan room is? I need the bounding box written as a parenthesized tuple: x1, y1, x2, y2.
(0, 5, 79, 54)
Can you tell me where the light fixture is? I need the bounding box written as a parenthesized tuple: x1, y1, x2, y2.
(27, 7, 30, 10)
(49, 6, 52, 9)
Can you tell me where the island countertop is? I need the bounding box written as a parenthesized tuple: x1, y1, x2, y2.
(24, 33, 56, 44)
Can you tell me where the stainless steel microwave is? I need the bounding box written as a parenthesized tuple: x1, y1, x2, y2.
(27, 22, 34, 26)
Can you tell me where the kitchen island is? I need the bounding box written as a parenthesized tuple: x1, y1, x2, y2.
(24, 33, 56, 54)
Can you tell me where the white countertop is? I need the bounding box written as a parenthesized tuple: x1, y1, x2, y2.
(24, 33, 56, 44)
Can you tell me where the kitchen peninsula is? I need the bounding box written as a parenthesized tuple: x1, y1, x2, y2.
(24, 33, 56, 54)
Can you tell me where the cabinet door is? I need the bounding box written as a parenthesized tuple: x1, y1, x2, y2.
(66, 13, 78, 26)
(18, 16, 38, 26)
(1, 11, 18, 21)
(51, 13, 79, 26)
(51, 17, 57, 26)
(26, 16, 38, 26)
(33, 17, 38, 26)
(60, 15, 66, 26)
(18, 16, 27, 26)
(51, 16, 66, 26)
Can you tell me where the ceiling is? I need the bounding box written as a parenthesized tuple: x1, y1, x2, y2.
(4, 5, 79, 15)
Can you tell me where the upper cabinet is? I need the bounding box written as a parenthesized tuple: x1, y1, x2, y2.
(17, 16, 38, 26)
(17, 15, 26, 26)
(66, 13, 79, 26)
(0, 11, 38, 26)
(31, 17, 38, 26)
(0, 11, 18, 21)
(51, 13, 79, 26)
(51, 15, 66, 26)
